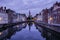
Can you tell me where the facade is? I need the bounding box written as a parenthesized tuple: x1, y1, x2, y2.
(12, 13, 17, 23)
(42, 9, 49, 23)
(0, 6, 27, 24)
(0, 7, 8, 24)
(48, 2, 60, 24)
(0, 6, 18, 24)
(34, 13, 42, 22)
(16, 13, 27, 22)
(6, 9, 17, 23)
(41, 2, 60, 24)
(16, 13, 27, 28)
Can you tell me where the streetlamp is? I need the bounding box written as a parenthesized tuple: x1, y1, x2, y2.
(37, 18, 42, 21)
(49, 17, 53, 20)
(0, 32, 2, 35)
(0, 17, 2, 21)
(49, 17, 53, 24)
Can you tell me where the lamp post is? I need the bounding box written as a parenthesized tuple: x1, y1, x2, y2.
(0, 17, 2, 21)
(49, 17, 53, 24)
(0, 32, 2, 35)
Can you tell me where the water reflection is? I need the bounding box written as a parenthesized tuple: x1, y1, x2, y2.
(27, 21, 33, 31)
(16, 23, 27, 31)
(0, 22, 59, 40)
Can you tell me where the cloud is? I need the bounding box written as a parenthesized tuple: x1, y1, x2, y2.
(0, 0, 60, 16)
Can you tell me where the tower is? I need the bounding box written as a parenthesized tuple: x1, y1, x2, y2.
(29, 10, 32, 18)
(27, 10, 33, 31)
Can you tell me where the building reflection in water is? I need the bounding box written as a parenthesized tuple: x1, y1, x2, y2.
(15, 13, 27, 31)
(34, 23, 60, 40)
(0, 23, 27, 40)
(0, 22, 60, 40)
(27, 22, 33, 31)
(0, 29, 8, 40)
(27, 10, 33, 31)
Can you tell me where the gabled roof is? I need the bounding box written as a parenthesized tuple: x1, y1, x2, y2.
(54, 1, 60, 6)
(6, 9, 15, 13)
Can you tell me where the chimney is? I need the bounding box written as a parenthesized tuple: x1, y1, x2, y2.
(0, 6, 3, 12)
(4, 7, 6, 10)
(4, 7, 6, 12)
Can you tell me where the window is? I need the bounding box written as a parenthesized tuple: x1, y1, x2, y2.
(53, 11, 57, 14)
(58, 11, 60, 13)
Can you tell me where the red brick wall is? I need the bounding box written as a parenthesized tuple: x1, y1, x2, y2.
(43, 11, 48, 23)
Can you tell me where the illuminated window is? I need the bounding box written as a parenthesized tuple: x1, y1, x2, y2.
(0, 32, 2, 35)
(49, 17, 53, 21)
(0, 17, 2, 21)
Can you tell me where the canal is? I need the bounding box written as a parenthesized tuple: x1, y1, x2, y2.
(0, 23, 46, 40)
(0, 21, 60, 40)
(10, 24, 45, 40)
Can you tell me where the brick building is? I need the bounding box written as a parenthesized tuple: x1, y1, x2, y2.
(41, 8, 49, 23)
(6, 9, 17, 23)
(41, 2, 60, 24)
(48, 2, 60, 24)
(0, 7, 8, 24)
(34, 13, 42, 22)
(16, 13, 27, 22)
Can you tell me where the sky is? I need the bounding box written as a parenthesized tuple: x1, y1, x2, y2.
(0, 0, 60, 16)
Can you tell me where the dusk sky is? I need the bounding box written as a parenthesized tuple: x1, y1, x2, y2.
(0, 0, 60, 16)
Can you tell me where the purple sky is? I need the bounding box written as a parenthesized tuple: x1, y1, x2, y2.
(0, 0, 60, 16)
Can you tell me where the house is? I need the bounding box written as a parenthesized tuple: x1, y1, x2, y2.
(16, 13, 27, 28)
(40, 2, 60, 24)
(16, 13, 27, 22)
(0, 7, 8, 24)
(6, 9, 17, 23)
(34, 13, 42, 22)
(48, 2, 60, 24)
(41, 8, 49, 23)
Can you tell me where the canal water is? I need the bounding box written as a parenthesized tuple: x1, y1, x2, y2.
(10, 24, 45, 40)
(0, 23, 46, 40)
